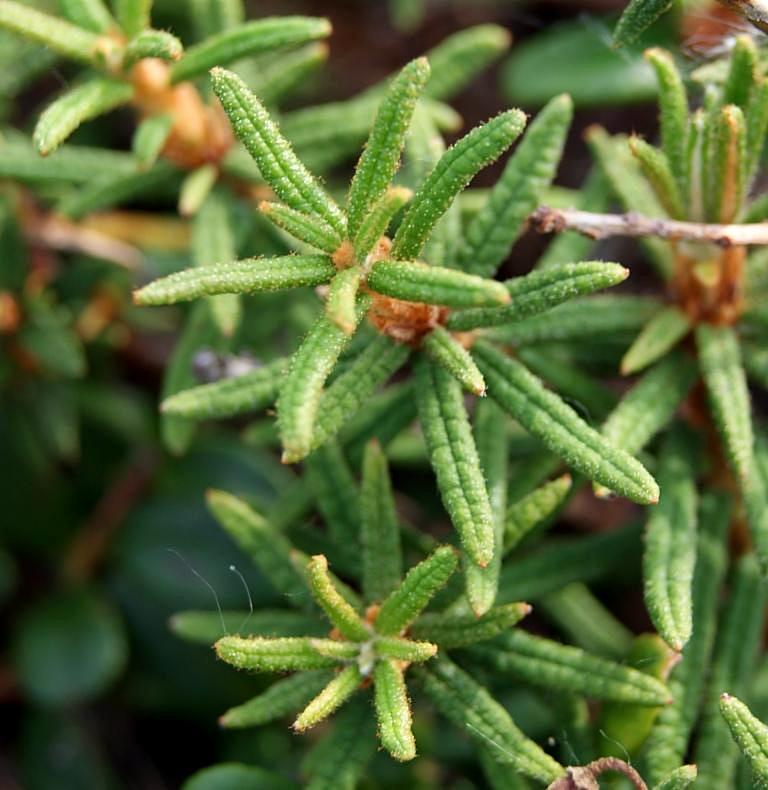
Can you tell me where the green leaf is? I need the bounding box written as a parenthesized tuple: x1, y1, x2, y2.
(723, 35, 758, 112)
(259, 202, 340, 254)
(539, 582, 633, 660)
(458, 94, 572, 278)
(601, 350, 698, 457)
(301, 700, 376, 790)
(463, 397, 508, 615)
(206, 490, 309, 607)
(621, 306, 691, 374)
(169, 609, 320, 644)
(374, 659, 416, 761)
(134, 254, 335, 305)
(33, 78, 133, 156)
(629, 136, 685, 218)
(367, 259, 510, 308)
(447, 262, 628, 331)
(504, 474, 572, 554)
(472, 630, 670, 705)
(489, 294, 659, 345)
(643, 494, 731, 784)
(375, 546, 457, 636)
(113, 0, 151, 37)
(696, 324, 754, 486)
(586, 127, 673, 276)
(306, 555, 368, 641)
(0, 1, 104, 64)
(13, 588, 126, 706)
(422, 326, 485, 395)
(645, 48, 688, 195)
(347, 57, 430, 239)
(311, 335, 410, 453)
(59, 0, 115, 33)
(220, 670, 333, 728)
(188, 0, 244, 38)
(215, 636, 346, 672)
(652, 766, 698, 790)
(614, 0, 673, 47)
(360, 440, 402, 603)
(353, 186, 411, 260)
(192, 191, 242, 336)
(132, 113, 173, 170)
(693, 554, 766, 789)
(325, 267, 361, 335)
(707, 104, 746, 223)
(414, 357, 495, 567)
(293, 665, 362, 731)
(373, 636, 436, 663)
(416, 656, 565, 784)
(179, 163, 218, 217)
(247, 42, 329, 107)
(172, 16, 330, 82)
(502, 18, 658, 108)
(643, 428, 698, 651)
(159, 300, 217, 454)
(499, 522, 643, 604)
(391, 109, 526, 260)
(422, 24, 511, 101)
(58, 161, 179, 219)
(183, 763, 294, 790)
(473, 340, 659, 504)
(278, 304, 368, 463)
(719, 694, 768, 786)
(745, 80, 768, 182)
(123, 28, 183, 66)
(211, 67, 344, 236)
(411, 602, 530, 648)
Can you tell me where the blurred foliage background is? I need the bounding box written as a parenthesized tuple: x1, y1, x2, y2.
(0, 0, 748, 787)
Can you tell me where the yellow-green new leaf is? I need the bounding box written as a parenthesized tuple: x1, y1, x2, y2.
(719, 694, 768, 787)
(216, 636, 346, 672)
(621, 306, 691, 375)
(374, 659, 416, 761)
(306, 555, 368, 641)
(293, 665, 362, 731)
(326, 267, 361, 334)
(422, 326, 485, 395)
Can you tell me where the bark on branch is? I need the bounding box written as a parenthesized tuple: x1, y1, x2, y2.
(530, 206, 768, 248)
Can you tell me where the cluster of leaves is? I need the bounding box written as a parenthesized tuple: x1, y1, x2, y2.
(5, 0, 768, 788)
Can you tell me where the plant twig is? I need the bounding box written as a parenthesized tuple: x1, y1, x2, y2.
(530, 206, 768, 248)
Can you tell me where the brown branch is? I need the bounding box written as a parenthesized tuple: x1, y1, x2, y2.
(547, 758, 647, 790)
(530, 206, 768, 248)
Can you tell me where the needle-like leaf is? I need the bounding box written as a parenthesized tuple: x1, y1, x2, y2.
(347, 57, 430, 239)
(621, 306, 691, 375)
(59, 0, 115, 32)
(113, 0, 151, 37)
(472, 630, 671, 705)
(391, 109, 526, 260)
(211, 67, 345, 236)
(306, 555, 368, 641)
(415, 358, 495, 566)
(613, 0, 672, 47)
(160, 357, 286, 419)
(33, 79, 133, 156)
(719, 694, 768, 787)
(458, 94, 572, 278)
(374, 659, 416, 761)
(416, 657, 565, 784)
(473, 340, 659, 504)
(278, 302, 368, 463)
(367, 259, 510, 308)
(354, 186, 411, 261)
(132, 113, 173, 170)
(361, 440, 402, 603)
(259, 202, 341, 254)
(375, 546, 457, 636)
(696, 323, 754, 486)
(172, 16, 331, 82)
(412, 602, 531, 648)
(293, 665, 362, 731)
(122, 28, 183, 67)
(134, 255, 336, 305)
(504, 474, 572, 554)
(216, 636, 347, 672)
(447, 261, 628, 331)
(422, 326, 486, 396)
(325, 267, 362, 334)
